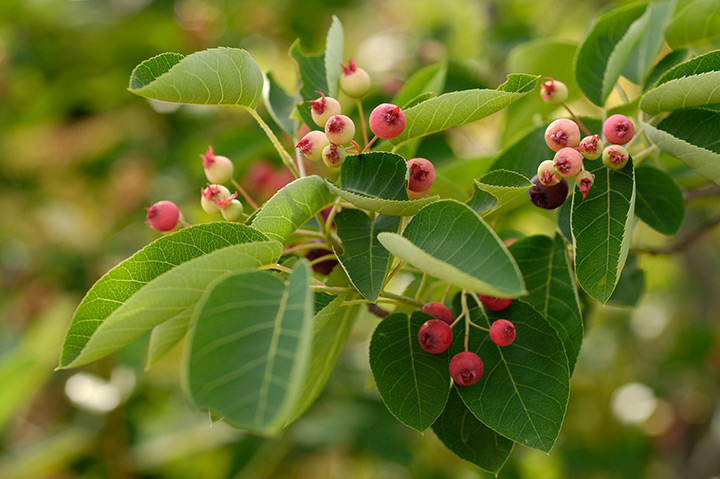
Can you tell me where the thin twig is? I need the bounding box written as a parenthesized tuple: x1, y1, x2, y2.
(231, 179, 259, 210)
(633, 216, 720, 255)
(562, 103, 592, 136)
(357, 99, 369, 147)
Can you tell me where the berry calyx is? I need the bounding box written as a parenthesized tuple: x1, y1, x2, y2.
(340, 59, 371, 98)
(418, 319, 453, 354)
(552, 147, 584, 178)
(576, 169, 595, 200)
(369, 103, 406, 139)
(528, 175, 569, 210)
(325, 115, 356, 145)
(540, 77, 568, 105)
(309, 91, 342, 128)
(537, 160, 561, 186)
(406, 157, 435, 193)
(602, 145, 629, 170)
(489, 319, 516, 347)
(146, 200, 180, 232)
(577, 135, 603, 160)
(322, 143, 347, 168)
(421, 302, 453, 324)
(479, 294, 512, 312)
(449, 351, 484, 386)
(603, 114, 635, 145)
(545, 119, 581, 152)
(218, 198, 244, 222)
(296, 130, 330, 162)
(201, 145, 234, 184)
(201, 184, 231, 215)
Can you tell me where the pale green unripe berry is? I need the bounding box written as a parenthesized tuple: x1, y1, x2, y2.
(325, 115, 355, 145)
(309, 91, 342, 128)
(540, 78, 568, 105)
(296, 130, 330, 162)
(578, 135, 603, 160)
(220, 199, 244, 222)
(340, 59, 371, 98)
(537, 160, 561, 186)
(576, 169, 595, 200)
(602, 145, 629, 170)
(201, 184, 231, 215)
(201, 146, 234, 184)
(322, 143, 346, 168)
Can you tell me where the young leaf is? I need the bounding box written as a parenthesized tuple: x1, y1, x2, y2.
(263, 72, 299, 136)
(665, 0, 720, 49)
(186, 261, 314, 435)
(473, 169, 533, 216)
(393, 62, 448, 109)
(333, 209, 401, 302)
(58, 223, 270, 368)
(635, 165, 685, 235)
(251, 175, 334, 242)
(622, 0, 676, 85)
(574, 3, 650, 106)
(60, 241, 283, 369)
(432, 388, 514, 474)
(572, 158, 636, 304)
(324, 16, 344, 99)
(391, 74, 539, 148)
(377, 200, 526, 298)
(509, 235, 584, 374)
(128, 48, 264, 107)
(453, 296, 570, 453)
(369, 312, 452, 432)
(643, 109, 720, 184)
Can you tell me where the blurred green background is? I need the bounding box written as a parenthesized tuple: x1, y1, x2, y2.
(2, 0, 720, 477)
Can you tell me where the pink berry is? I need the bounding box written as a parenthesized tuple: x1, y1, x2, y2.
(369, 103, 406, 139)
(322, 143, 346, 168)
(576, 169, 595, 200)
(537, 160, 561, 186)
(406, 157, 435, 193)
(340, 59, 371, 98)
(553, 147, 584, 178)
(479, 295, 512, 312)
(602, 145, 629, 170)
(324, 115, 356, 145)
(201, 184, 231, 215)
(540, 77, 568, 105)
(603, 114, 634, 145)
(308, 91, 342, 128)
(201, 145, 234, 184)
(489, 319, 516, 347)
(449, 352, 484, 386)
(545, 119, 581, 152)
(296, 130, 330, 162)
(421, 302, 453, 325)
(577, 135, 603, 160)
(146, 200, 180, 232)
(418, 320, 453, 354)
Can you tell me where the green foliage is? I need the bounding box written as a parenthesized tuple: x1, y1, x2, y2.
(635, 165, 685, 235)
(665, 0, 720, 49)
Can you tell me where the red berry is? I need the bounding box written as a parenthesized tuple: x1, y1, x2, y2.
(479, 294, 512, 312)
(552, 147, 584, 178)
(449, 352, 484, 386)
(421, 302, 453, 324)
(603, 114, 634, 145)
(489, 319, 516, 346)
(544, 119, 581, 152)
(146, 200, 180, 232)
(407, 157, 435, 193)
(369, 103, 406, 139)
(418, 320, 453, 354)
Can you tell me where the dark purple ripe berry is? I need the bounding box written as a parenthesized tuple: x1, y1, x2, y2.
(528, 175, 569, 210)
(449, 352, 484, 386)
(489, 319, 516, 346)
(305, 248, 338, 275)
(418, 320, 453, 354)
(421, 302, 453, 324)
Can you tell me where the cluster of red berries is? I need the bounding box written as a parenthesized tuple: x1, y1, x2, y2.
(416, 297, 516, 387)
(529, 78, 635, 210)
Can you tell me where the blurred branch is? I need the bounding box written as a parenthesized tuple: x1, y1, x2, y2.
(633, 215, 720, 256)
(684, 184, 720, 203)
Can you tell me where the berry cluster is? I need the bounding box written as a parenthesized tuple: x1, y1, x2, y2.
(417, 297, 516, 387)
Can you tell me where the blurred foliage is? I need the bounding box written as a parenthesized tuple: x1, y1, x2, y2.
(1, 0, 720, 478)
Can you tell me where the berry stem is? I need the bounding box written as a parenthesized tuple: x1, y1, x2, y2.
(283, 241, 332, 255)
(231, 179, 260, 210)
(294, 228, 327, 239)
(295, 147, 307, 178)
(561, 103, 592, 136)
(631, 144, 658, 162)
(308, 253, 337, 266)
(441, 283, 452, 303)
(382, 291, 423, 308)
(381, 259, 406, 292)
(356, 99, 369, 147)
(258, 263, 328, 286)
(362, 135, 378, 153)
(449, 310, 466, 328)
(179, 219, 192, 228)
(468, 321, 490, 332)
(461, 290, 472, 352)
(243, 106, 300, 178)
(414, 273, 427, 302)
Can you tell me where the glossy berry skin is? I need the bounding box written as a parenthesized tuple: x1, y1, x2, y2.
(540, 77, 568, 105)
(449, 352, 484, 386)
(490, 319, 516, 347)
(201, 146, 234, 184)
(146, 201, 180, 232)
(577, 135, 603, 160)
(201, 184, 231, 215)
(528, 175, 569, 210)
(537, 160, 561, 186)
(576, 169, 595, 200)
(421, 302, 453, 325)
(309, 91, 342, 128)
(602, 145, 629, 170)
(603, 114, 635, 145)
(325, 115, 356, 145)
(479, 294, 512, 312)
(418, 320, 453, 354)
(545, 119, 581, 152)
(296, 130, 330, 162)
(553, 147, 584, 178)
(369, 103, 406, 139)
(340, 59, 371, 98)
(322, 143, 347, 168)
(407, 157, 435, 193)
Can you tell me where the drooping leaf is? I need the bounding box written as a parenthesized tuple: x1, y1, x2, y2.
(333, 209, 401, 302)
(509, 235, 584, 374)
(128, 48, 264, 107)
(622, 0, 676, 84)
(324, 16, 344, 98)
(473, 169, 533, 216)
(59, 223, 270, 368)
(369, 312, 452, 432)
(608, 253, 646, 307)
(643, 109, 720, 184)
(665, 0, 720, 49)
(263, 72, 299, 135)
(635, 165, 685, 235)
(432, 388, 514, 474)
(642, 49, 690, 91)
(393, 62, 448, 109)
(251, 175, 334, 242)
(574, 3, 650, 106)
(452, 296, 570, 453)
(187, 261, 314, 434)
(571, 158, 636, 304)
(391, 74, 539, 148)
(377, 200, 526, 297)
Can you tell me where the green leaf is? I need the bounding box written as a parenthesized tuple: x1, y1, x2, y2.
(622, 0, 676, 84)
(574, 3, 650, 106)
(186, 261, 314, 434)
(665, 0, 720, 49)
(466, 184, 498, 215)
(263, 72, 299, 135)
(327, 152, 439, 216)
(324, 16, 344, 99)
(640, 51, 720, 114)
(432, 388, 514, 474)
(391, 74, 539, 148)
(251, 175, 334, 242)
(393, 62, 448, 109)
(643, 109, 720, 184)
(377, 200, 526, 297)
(146, 311, 193, 368)
(453, 296, 570, 453)
(571, 159, 636, 304)
(61, 241, 283, 369)
(608, 253, 646, 307)
(289, 39, 327, 126)
(369, 312, 452, 432)
(635, 165, 685, 235)
(473, 169, 533, 216)
(128, 48, 264, 107)
(334, 209, 401, 302)
(642, 49, 690, 91)
(509, 235, 584, 374)
(59, 223, 271, 368)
